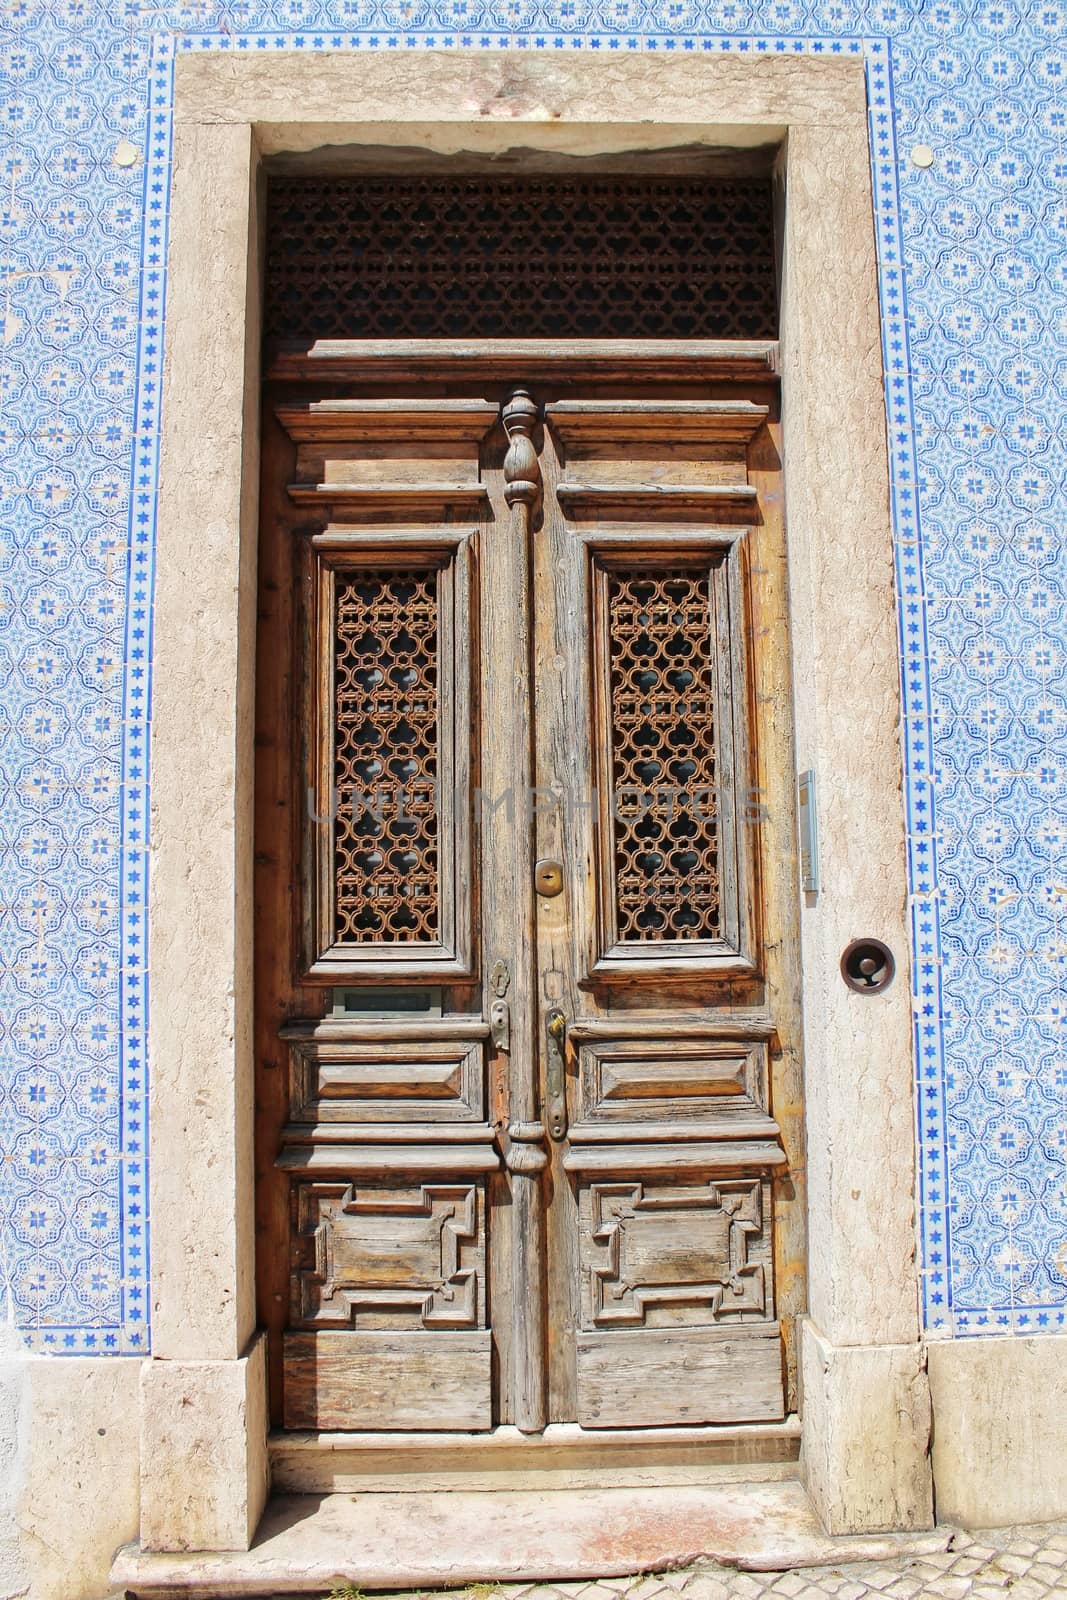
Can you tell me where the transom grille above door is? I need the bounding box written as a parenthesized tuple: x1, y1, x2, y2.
(264, 176, 778, 342)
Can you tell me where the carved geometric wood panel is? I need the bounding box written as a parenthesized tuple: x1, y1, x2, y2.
(290, 1180, 486, 1330)
(265, 177, 778, 343)
(579, 1178, 772, 1329)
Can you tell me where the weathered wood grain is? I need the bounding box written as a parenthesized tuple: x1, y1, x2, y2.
(284, 1331, 492, 1431)
(576, 1326, 785, 1427)
(277, 1142, 500, 1174)
(267, 339, 781, 385)
(545, 399, 769, 446)
(276, 398, 498, 442)
(562, 1141, 788, 1173)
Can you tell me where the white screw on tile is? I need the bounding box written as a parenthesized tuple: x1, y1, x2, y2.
(910, 143, 936, 168)
(114, 139, 140, 168)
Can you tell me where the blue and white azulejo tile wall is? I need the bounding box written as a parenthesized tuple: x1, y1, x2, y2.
(0, 0, 1064, 1354)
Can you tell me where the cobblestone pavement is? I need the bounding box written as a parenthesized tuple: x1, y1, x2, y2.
(349, 1525, 1067, 1600)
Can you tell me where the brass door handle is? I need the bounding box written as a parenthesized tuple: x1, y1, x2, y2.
(545, 1007, 568, 1141)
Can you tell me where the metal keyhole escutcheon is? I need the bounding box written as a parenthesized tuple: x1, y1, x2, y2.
(840, 938, 895, 994)
(535, 858, 564, 897)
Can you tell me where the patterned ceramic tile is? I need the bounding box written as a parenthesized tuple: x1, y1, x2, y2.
(0, 0, 1064, 1351)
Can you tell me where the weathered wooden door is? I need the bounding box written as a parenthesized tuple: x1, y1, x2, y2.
(255, 346, 804, 1442)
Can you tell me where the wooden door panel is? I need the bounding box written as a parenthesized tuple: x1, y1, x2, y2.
(257, 364, 802, 1440)
(578, 1176, 774, 1326)
(284, 1331, 492, 1431)
(283, 1173, 492, 1430)
(289, 1178, 488, 1327)
(537, 388, 793, 1428)
(571, 1036, 774, 1137)
(285, 1022, 487, 1124)
(576, 1327, 784, 1428)
(574, 1172, 784, 1427)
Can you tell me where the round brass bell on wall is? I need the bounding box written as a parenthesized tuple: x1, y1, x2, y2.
(841, 938, 895, 994)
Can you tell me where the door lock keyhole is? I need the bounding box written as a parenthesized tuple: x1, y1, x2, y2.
(535, 859, 564, 897)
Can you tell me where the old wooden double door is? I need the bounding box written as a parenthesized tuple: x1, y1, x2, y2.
(255, 350, 803, 1441)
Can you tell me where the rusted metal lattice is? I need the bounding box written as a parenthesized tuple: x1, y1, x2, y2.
(607, 569, 721, 942)
(265, 177, 777, 342)
(333, 568, 439, 943)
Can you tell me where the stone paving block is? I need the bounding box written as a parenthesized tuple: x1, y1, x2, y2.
(810, 1576, 847, 1595)
(851, 1571, 905, 1593)
(1002, 1581, 1053, 1600)
(905, 1562, 948, 1581)
(1030, 1563, 1067, 1585)
(769, 1574, 811, 1597)
(998, 1552, 1040, 1577)
(883, 1578, 924, 1598)
(946, 1556, 987, 1578)
(927, 1578, 973, 1600)
(680, 1575, 734, 1600)
(725, 1574, 767, 1598)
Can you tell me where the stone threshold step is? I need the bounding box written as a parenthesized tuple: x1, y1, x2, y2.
(112, 1482, 952, 1599)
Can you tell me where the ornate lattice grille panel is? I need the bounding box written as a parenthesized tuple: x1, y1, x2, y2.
(265, 177, 777, 342)
(333, 568, 440, 943)
(606, 567, 721, 943)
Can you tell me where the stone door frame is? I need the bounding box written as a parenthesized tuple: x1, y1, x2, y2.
(142, 49, 932, 1553)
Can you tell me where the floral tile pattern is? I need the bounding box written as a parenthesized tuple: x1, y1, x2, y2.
(0, 0, 1064, 1352)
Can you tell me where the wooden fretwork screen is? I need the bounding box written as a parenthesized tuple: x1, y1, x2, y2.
(264, 176, 778, 343)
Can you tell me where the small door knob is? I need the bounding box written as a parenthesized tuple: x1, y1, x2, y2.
(535, 858, 564, 897)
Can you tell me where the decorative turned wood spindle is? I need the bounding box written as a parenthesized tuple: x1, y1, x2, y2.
(502, 389, 542, 514)
(499, 385, 547, 1434)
